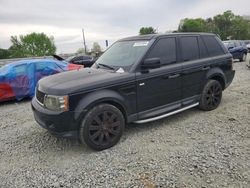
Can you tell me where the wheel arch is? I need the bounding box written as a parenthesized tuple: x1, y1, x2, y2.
(73, 89, 128, 125)
(206, 68, 226, 90)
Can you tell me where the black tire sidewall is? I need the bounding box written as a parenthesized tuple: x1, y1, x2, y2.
(199, 80, 222, 111)
(79, 104, 125, 151)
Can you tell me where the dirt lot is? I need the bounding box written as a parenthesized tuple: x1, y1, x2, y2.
(0, 59, 250, 188)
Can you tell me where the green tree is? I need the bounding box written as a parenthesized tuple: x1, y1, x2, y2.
(0, 48, 11, 59)
(178, 18, 206, 32)
(91, 42, 102, 54)
(230, 15, 250, 40)
(139, 27, 156, 35)
(213, 10, 235, 40)
(76, 47, 89, 54)
(178, 10, 250, 40)
(9, 32, 56, 58)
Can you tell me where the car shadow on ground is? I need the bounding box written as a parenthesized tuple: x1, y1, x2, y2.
(0, 97, 31, 106)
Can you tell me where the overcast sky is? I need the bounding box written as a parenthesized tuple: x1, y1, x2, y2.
(0, 0, 249, 53)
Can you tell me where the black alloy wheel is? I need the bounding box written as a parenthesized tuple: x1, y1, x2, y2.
(80, 104, 125, 150)
(199, 80, 222, 111)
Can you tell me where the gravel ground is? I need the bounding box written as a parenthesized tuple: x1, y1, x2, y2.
(0, 58, 250, 188)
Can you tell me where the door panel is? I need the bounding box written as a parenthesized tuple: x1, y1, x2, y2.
(182, 59, 208, 100)
(136, 63, 182, 115)
(180, 36, 206, 103)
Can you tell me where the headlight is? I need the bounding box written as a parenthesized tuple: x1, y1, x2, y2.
(44, 95, 69, 111)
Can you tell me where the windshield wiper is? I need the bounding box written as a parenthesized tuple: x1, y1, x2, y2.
(97, 63, 115, 70)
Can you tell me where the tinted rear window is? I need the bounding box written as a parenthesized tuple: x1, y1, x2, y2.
(180, 36, 199, 61)
(202, 36, 225, 56)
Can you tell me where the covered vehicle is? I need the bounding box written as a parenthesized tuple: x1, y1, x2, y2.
(0, 59, 82, 102)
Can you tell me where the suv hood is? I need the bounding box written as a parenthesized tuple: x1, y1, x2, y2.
(38, 68, 133, 95)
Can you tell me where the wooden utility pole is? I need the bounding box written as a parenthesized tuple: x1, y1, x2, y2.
(82, 29, 87, 54)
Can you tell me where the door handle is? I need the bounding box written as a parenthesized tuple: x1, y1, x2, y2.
(201, 66, 210, 71)
(168, 74, 180, 79)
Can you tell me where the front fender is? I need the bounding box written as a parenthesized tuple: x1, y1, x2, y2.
(73, 89, 127, 121)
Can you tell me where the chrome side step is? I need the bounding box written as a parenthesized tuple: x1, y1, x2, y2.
(134, 103, 199, 124)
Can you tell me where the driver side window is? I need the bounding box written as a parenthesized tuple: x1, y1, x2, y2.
(146, 37, 177, 65)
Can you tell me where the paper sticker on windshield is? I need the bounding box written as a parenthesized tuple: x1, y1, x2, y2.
(116, 67, 125, 73)
(133, 41, 149, 47)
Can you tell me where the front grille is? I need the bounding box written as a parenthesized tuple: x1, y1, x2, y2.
(36, 89, 45, 105)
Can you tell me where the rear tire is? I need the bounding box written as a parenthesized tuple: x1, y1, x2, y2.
(199, 80, 222, 111)
(79, 104, 125, 150)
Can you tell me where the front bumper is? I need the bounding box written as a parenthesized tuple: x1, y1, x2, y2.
(31, 98, 78, 138)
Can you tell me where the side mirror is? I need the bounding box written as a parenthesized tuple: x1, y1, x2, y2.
(141, 58, 161, 69)
(228, 46, 234, 50)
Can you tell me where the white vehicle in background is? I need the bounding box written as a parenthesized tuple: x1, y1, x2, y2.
(246, 43, 250, 52)
(247, 59, 250, 68)
(243, 40, 250, 52)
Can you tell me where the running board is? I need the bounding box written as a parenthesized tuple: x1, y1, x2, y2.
(134, 103, 199, 124)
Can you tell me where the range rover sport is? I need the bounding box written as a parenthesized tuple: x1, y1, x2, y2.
(32, 33, 235, 150)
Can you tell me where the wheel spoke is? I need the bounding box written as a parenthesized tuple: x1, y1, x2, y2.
(213, 97, 218, 102)
(108, 128, 119, 136)
(214, 89, 221, 95)
(104, 132, 111, 142)
(110, 121, 120, 128)
(89, 125, 100, 131)
(90, 130, 101, 140)
(210, 85, 214, 93)
(98, 133, 104, 144)
(207, 96, 212, 104)
(211, 99, 216, 106)
(109, 113, 117, 122)
(94, 116, 102, 125)
(103, 111, 109, 122)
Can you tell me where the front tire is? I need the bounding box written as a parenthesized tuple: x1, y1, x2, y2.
(199, 80, 222, 111)
(79, 104, 125, 150)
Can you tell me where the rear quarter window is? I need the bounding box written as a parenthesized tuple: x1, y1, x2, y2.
(202, 36, 225, 56)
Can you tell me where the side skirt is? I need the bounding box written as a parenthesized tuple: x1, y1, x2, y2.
(134, 103, 199, 124)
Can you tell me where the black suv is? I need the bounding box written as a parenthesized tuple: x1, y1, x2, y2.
(32, 33, 235, 150)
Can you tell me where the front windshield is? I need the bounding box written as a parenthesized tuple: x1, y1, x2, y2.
(95, 40, 150, 69)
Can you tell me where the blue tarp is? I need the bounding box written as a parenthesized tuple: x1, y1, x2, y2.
(0, 59, 69, 101)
